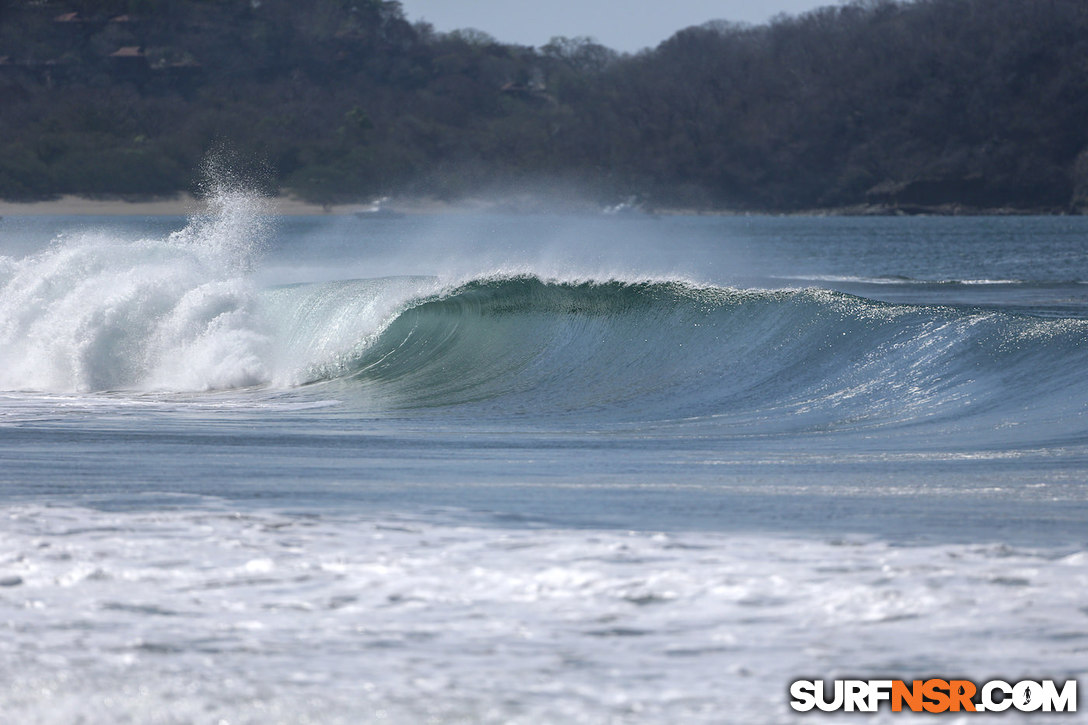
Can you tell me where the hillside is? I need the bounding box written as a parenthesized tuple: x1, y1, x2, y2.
(1, 0, 1086, 212)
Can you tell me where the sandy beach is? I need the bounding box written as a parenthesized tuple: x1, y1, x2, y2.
(0, 194, 618, 218)
(0, 194, 589, 217)
(0, 194, 375, 216)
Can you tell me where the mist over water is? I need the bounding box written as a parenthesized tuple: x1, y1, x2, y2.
(1, 192, 1087, 723)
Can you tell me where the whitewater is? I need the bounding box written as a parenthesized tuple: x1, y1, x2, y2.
(0, 197, 1086, 723)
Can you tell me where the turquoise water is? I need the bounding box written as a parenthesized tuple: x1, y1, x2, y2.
(0, 204, 1085, 722)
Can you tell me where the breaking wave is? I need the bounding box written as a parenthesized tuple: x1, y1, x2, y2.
(2, 194, 1086, 442)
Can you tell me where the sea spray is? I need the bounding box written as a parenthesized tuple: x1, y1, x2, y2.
(179, 154, 275, 273)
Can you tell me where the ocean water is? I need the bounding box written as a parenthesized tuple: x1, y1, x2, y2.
(0, 198, 1086, 723)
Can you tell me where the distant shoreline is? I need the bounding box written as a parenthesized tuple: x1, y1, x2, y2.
(0, 194, 371, 217)
(0, 194, 1078, 218)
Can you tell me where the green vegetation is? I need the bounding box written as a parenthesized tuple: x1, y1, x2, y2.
(1, 0, 1086, 211)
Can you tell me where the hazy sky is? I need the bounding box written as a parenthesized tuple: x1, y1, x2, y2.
(400, 1, 834, 53)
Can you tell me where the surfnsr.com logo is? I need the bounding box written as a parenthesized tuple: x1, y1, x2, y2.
(790, 679, 1077, 713)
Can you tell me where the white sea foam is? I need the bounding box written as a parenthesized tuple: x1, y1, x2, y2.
(0, 193, 272, 392)
(0, 504, 1083, 724)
